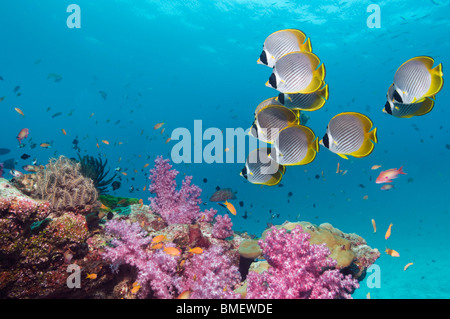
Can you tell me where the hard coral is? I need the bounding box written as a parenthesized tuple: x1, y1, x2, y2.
(32, 156, 99, 215)
(245, 225, 359, 299)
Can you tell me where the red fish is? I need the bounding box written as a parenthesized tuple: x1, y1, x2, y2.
(375, 166, 406, 184)
(17, 128, 29, 145)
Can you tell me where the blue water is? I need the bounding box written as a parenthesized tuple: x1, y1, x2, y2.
(1, 0, 449, 299)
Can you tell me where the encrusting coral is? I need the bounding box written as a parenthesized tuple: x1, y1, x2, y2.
(32, 156, 99, 215)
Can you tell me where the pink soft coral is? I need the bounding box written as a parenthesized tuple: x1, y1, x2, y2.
(103, 219, 180, 299)
(148, 156, 206, 225)
(174, 245, 241, 299)
(212, 214, 234, 239)
(245, 225, 359, 299)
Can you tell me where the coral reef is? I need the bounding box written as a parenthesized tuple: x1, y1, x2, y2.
(32, 156, 99, 215)
(0, 156, 379, 299)
(0, 162, 3, 178)
(77, 155, 116, 194)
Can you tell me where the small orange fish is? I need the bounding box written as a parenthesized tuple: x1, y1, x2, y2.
(102, 140, 109, 145)
(163, 247, 181, 256)
(143, 163, 149, 168)
(86, 273, 97, 280)
(161, 128, 165, 134)
(165, 137, 171, 144)
(385, 223, 393, 240)
(154, 122, 164, 130)
(139, 198, 143, 208)
(100, 203, 109, 210)
(188, 247, 203, 254)
(15, 107, 24, 116)
(17, 128, 29, 145)
(151, 243, 164, 250)
(385, 248, 400, 257)
(371, 219, 376, 233)
(90, 113, 95, 118)
(143, 185, 147, 191)
(222, 200, 236, 215)
(336, 162, 340, 174)
(384, 224, 392, 239)
(404, 262, 413, 271)
(96, 143, 99, 148)
(371, 165, 382, 170)
(152, 235, 167, 243)
(121, 172, 127, 176)
(131, 281, 141, 294)
(61, 128, 67, 135)
(177, 290, 191, 299)
(40, 143, 51, 148)
(341, 170, 348, 175)
(363, 195, 369, 200)
(224, 147, 230, 152)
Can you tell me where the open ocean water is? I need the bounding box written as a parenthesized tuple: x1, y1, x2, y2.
(0, 0, 449, 299)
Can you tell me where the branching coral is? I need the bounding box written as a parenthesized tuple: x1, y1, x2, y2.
(77, 155, 116, 194)
(33, 156, 99, 215)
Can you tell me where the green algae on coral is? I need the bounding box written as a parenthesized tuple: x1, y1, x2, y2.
(98, 194, 139, 209)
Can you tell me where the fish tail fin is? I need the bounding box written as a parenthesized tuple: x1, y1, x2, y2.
(424, 62, 444, 97)
(318, 84, 329, 100)
(369, 127, 378, 144)
(398, 166, 407, 175)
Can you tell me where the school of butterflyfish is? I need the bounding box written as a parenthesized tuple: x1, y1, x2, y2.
(241, 29, 444, 186)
